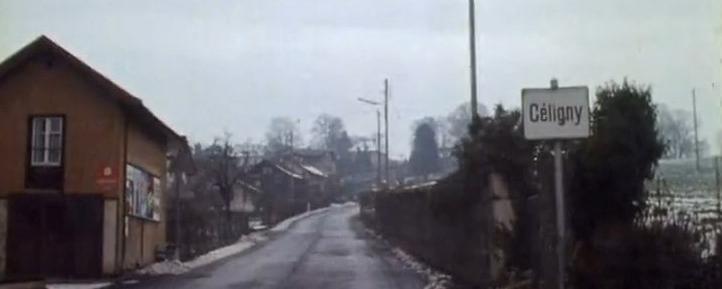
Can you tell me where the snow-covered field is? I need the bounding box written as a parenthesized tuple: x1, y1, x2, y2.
(652, 158, 721, 219)
(649, 158, 722, 255)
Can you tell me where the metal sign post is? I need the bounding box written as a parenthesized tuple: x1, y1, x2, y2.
(551, 80, 566, 289)
(522, 79, 589, 289)
(553, 140, 565, 289)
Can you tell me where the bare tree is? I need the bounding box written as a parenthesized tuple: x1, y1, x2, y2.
(311, 114, 345, 150)
(311, 114, 353, 174)
(265, 117, 302, 156)
(445, 102, 488, 146)
(196, 133, 251, 239)
(657, 104, 696, 159)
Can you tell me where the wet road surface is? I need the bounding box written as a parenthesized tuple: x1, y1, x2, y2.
(118, 204, 425, 289)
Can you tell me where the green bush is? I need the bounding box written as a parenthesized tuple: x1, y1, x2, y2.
(454, 105, 539, 272)
(569, 80, 665, 240)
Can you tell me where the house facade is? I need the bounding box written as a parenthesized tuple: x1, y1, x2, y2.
(291, 150, 340, 203)
(0, 36, 190, 280)
(247, 160, 306, 225)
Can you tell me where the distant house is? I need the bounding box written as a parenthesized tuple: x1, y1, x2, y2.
(247, 160, 306, 224)
(284, 160, 330, 209)
(0, 36, 192, 279)
(291, 150, 340, 202)
(292, 150, 337, 177)
(229, 182, 260, 214)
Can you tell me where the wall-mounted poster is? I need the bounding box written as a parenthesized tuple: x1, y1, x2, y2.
(126, 164, 161, 221)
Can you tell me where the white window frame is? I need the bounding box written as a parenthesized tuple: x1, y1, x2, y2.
(30, 116, 63, 167)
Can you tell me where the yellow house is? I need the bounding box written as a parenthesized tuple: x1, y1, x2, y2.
(0, 36, 191, 279)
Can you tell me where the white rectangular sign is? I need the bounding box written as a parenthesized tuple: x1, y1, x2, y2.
(522, 86, 590, 140)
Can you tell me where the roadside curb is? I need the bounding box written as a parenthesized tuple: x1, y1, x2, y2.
(361, 224, 454, 289)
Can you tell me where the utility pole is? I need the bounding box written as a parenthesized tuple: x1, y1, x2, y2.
(289, 130, 294, 153)
(693, 89, 700, 171)
(384, 78, 390, 188)
(288, 119, 300, 153)
(468, 0, 479, 119)
(173, 160, 182, 261)
(714, 156, 722, 218)
(377, 110, 382, 189)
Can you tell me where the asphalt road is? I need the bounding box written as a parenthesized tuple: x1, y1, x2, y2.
(118, 204, 425, 289)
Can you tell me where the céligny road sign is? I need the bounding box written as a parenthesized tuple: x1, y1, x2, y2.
(522, 86, 590, 140)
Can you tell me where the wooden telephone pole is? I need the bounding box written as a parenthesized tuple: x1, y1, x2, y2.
(384, 78, 390, 188)
(693, 89, 700, 171)
(377, 110, 382, 188)
(468, 0, 479, 118)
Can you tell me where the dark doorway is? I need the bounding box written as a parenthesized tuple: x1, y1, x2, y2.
(6, 194, 104, 280)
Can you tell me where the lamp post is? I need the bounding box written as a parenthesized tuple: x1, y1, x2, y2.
(358, 97, 384, 189)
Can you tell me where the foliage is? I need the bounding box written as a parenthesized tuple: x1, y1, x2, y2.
(368, 180, 489, 287)
(572, 206, 722, 289)
(409, 122, 441, 177)
(455, 105, 537, 197)
(569, 80, 665, 240)
(453, 104, 539, 272)
(412, 117, 444, 147)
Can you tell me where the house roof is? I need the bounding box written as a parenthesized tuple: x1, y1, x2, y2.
(252, 160, 304, 180)
(274, 163, 304, 179)
(0, 35, 186, 148)
(299, 164, 327, 178)
(292, 149, 336, 161)
(238, 181, 261, 194)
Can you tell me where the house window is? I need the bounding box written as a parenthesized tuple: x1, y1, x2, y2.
(30, 116, 63, 166)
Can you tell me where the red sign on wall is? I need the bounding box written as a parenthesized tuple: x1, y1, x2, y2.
(96, 165, 118, 191)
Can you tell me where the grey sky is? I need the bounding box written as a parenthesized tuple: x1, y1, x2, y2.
(1, 0, 720, 158)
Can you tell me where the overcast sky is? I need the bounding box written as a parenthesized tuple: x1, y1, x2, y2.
(1, 0, 720, 158)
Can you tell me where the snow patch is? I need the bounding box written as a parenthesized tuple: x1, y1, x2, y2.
(270, 206, 331, 232)
(136, 260, 190, 275)
(137, 206, 331, 276)
(365, 228, 453, 289)
(331, 201, 356, 208)
(137, 231, 268, 276)
(391, 247, 453, 289)
(45, 283, 112, 289)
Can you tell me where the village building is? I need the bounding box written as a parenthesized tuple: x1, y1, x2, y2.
(0, 36, 192, 280)
(247, 160, 306, 225)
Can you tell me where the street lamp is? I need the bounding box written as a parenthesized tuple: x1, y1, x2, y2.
(357, 98, 383, 190)
(357, 79, 390, 188)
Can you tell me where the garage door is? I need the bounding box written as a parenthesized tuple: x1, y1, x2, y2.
(6, 194, 103, 280)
